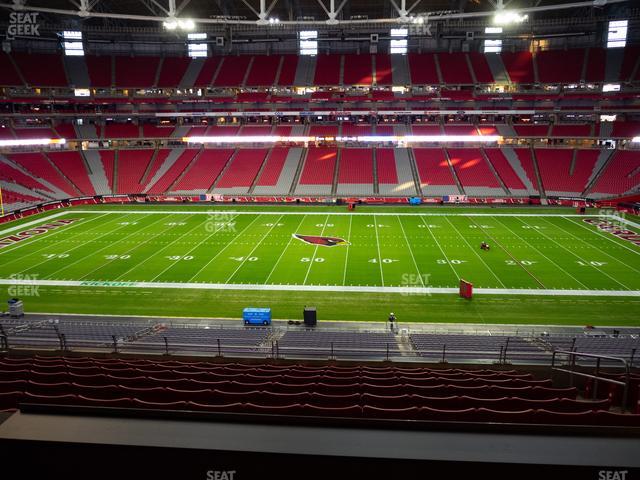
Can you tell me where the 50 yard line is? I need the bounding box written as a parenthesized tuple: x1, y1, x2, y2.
(342, 215, 353, 286)
(373, 214, 385, 287)
(303, 214, 330, 285)
(264, 214, 307, 284)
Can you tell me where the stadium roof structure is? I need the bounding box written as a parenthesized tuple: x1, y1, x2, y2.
(0, 0, 634, 29)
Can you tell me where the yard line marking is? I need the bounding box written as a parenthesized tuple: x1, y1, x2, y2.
(467, 216, 545, 288)
(418, 215, 459, 280)
(543, 216, 640, 276)
(75, 214, 184, 281)
(373, 214, 385, 287)
(341, 215, 353, 286)
(0, 212, 112, 258)
(149, 213, 242, 282)
(264, 215, 307, 284)
(303, 215, 330, 285)
(519, 217, 629, 290)
(396, 215, 425, 287)
(494, 217, 589, 289)
(225, 215, 285, 284)
(1, 277, 638, 296)
(46, 213, 169, 280)
(9, 213, 139, 274)
(66, 209, 634, 219)
(112, 213, 204, 281)
(187, 215, 262, 282)
(443, 216, 505, 288)
(564, 217, 640, 259)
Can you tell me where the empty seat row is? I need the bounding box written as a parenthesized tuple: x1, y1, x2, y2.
(0, 377, 577, 400)
(2, 390, 636, 426)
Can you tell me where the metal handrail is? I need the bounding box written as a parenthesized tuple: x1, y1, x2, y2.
(551, 349, 631, 410)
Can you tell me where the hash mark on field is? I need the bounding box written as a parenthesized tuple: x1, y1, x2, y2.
(264, 215, 307, 284)
(526, 217, 630, 290)
(467, 216, 545, 288)
(559, 217, 640, 270)
(373, 214, 385, 287)
(444, 216, 505, 288)
(13, 213, 143, 276)
(342, 215, 353, 286)
(73, 214, 180, 281)
(0, 212, 111, 262)
(187, 215, 261, 282)
(146, 214, 240, 282)
(112, 213, 203, 281)
(396, 215, 425, 287)
(494, 217, 589, 290)
(225, 215, 285, 283)
(303, 215, 329, 285)
(419, 216, 459, 281)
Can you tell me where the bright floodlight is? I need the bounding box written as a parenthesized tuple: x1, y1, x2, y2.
(607, 20, 628, 48)
(62, 31, 82, 40)
(494, 11, 528, 25)
(299, 30, 318, 56)
(164, 18, 195, 31)
(390, 28, 408, 37)
(183, 135, 501, 144)
(178, 19, 195, 30)
(632, 136, 640, 143)
(0, 138, 66, 147)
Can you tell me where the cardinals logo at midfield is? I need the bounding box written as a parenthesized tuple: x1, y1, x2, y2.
(293, 234, 349, 247)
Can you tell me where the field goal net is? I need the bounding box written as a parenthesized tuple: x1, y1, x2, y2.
(459, 279, 473, 299)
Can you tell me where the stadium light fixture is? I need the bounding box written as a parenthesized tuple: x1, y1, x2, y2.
(494, 11, 528, 25)
(484, 26, 502, 53)
(607, 20, 628, 48)
(62, 30, 82, 40)
(299, 30, 318, 56)
(183, 135, 501, 144)
(0, 138, 66, 147)
(632, 136, 640, 143)
(390, 27, 408, 55)
(164, 18, 195, 31)
(62, 30, 84, 56)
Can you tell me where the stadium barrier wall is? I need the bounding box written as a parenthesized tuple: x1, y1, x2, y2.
(0, 194, 606, 225)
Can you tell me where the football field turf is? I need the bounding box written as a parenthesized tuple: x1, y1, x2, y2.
(0, 205, 638, 325)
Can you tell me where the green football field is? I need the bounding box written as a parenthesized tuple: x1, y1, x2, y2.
(0, 205, 639, 325)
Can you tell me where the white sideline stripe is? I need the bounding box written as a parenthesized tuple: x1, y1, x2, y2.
(0, 211, 69, 236)
(64, 210, 619, 217)
(2, 278, 639, 297)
